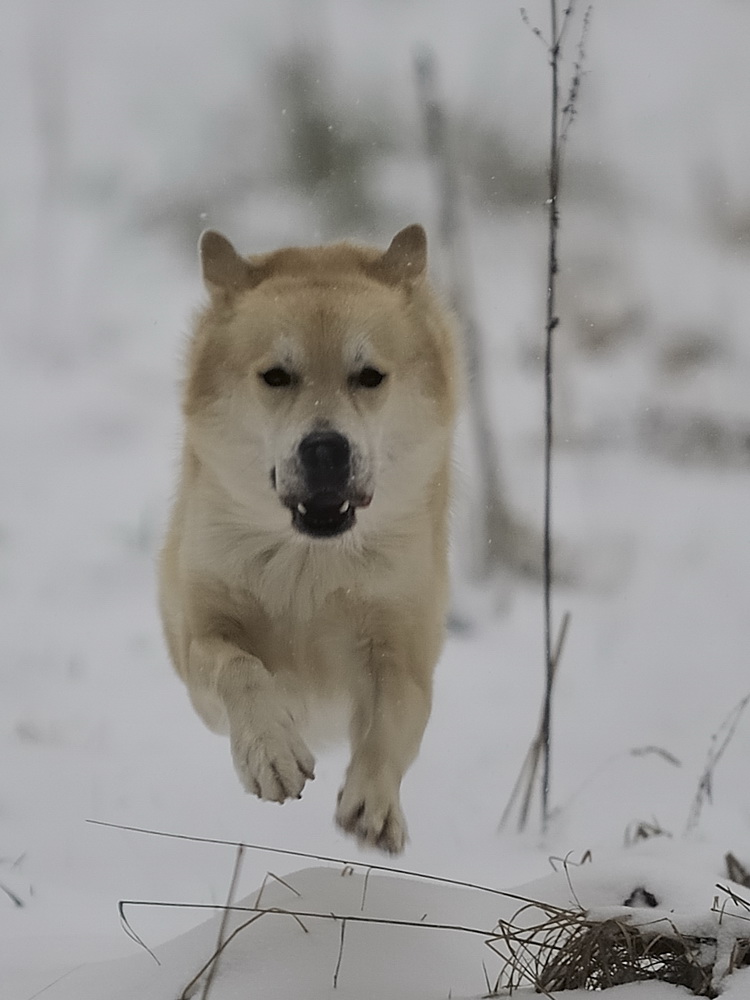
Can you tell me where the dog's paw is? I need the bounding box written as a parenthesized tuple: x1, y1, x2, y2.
(229, 714, 315, 803)
(335, 772, 407, 854)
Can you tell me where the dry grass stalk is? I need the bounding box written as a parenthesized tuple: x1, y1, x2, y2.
(489, 903, 749, 998)
(686, 691, 750, 833)
(97, 821, 750, 995)
(540, 919, 719, 995)
(624, 818, 672, 847)
(332, 917, 347, 989)
(499, 610, 570, 832)
(548, 850, 592, 873)
(715, 882, 750, 920)
(89, 818, 553, 907)
(197, 845, 245, 1000)
(180, 912, 266, 1000)
(524, 0, 592, 831)
(0, 881, 24, 908)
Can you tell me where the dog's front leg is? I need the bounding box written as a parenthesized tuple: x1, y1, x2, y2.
(336, 625, 434, 854)
(190, 636, 315, 802)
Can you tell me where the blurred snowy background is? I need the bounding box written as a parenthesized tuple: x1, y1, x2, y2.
(2, 0, 750, 996)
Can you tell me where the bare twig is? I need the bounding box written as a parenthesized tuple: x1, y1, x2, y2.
(686, 692, 750, 833)
(481, 958, 494, 996)
(630, 746, 682, 767)
(540, 0, 562, 836)
(520, 0, 591, 834)
(22, 965, 86, 1000)
(88, 818, 565, 908)
(555, 1, 578, 55)
(716, 883, 750, 915)
(332, 917, 347, 988)
(548, 849, 592, 872)
(520, 7, 549, 47)
(360, 867, 373, 912)
(199, 845, 245, 1000)
(180, 912, 266, 1000)
(253, 871, 272, 910)
(560, 852, 585, 911)
(119, 896, 509, 942)
(500, 610, 571, 831)
(0, 882, 24, 907)
(560, 5, 592, 146)
(267, 872, 303, 898)
(624, 819, 672, 847)
(255, 871, 302, 911)
(117, 899, 161, 965)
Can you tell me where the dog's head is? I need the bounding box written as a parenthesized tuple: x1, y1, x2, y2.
(184, 225, 459, 541)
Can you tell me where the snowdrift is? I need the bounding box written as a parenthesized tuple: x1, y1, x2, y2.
(38, 853, 750, 999)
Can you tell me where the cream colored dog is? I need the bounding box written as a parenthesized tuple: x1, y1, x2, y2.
(159, 224, 460, 853)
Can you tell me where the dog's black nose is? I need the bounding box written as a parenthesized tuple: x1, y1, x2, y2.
(298, 431, 351, 490)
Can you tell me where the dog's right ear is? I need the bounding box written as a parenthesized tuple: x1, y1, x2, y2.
(199, 230, 265, 297)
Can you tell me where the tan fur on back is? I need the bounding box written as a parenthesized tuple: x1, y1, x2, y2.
(159, 225, 461, 853)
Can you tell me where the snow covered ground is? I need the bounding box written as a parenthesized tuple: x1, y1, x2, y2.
(20, 858, 750, 999)
(2, 2, 750, 998)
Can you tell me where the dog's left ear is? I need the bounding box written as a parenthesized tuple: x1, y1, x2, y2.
(370, 224, 427, 285)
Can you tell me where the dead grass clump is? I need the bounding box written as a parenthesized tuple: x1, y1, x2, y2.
(490, 906, 750, 997)
(537, 919, 716, 995)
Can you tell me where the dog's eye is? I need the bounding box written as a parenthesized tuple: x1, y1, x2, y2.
(354, 367, 386, 389)
(260, 367, 294, 388)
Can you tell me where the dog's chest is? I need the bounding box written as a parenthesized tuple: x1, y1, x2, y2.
(280, 603, 363, 683)
(269, 610, 362, 749)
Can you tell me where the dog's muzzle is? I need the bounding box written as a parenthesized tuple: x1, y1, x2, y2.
(277, 431, 371, 538)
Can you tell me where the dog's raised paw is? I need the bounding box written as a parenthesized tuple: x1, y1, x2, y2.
(230, 717, 315, 803)
(335, 777, 407, 854)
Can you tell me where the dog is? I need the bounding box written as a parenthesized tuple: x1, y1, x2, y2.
(158, 224, 461, 853)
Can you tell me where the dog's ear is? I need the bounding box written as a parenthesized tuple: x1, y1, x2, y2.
(199, 230, 265, 296)
(370, 224, 427, 285)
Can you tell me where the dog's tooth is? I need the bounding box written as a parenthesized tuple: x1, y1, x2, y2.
(297, 503, 307, 515)
(339, 500, 350, 513)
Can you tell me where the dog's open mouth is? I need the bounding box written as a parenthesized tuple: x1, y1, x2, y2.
(292, 494, 355, 538)
(287, 492, 371, 539)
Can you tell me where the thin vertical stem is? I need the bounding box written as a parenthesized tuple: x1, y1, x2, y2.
(200, 845, 245, 999)
(541, 0, 561, 831)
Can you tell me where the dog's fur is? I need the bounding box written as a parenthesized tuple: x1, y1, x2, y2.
(159, 224, 460, 853)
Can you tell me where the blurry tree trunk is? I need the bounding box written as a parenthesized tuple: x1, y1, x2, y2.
(30, 0, 67, 348)
(277, 0, 375, 237)
(414, 51, 542, 579)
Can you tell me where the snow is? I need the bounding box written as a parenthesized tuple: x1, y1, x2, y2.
(3, 1, 750, 998)
(22, 853, 750, 999)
